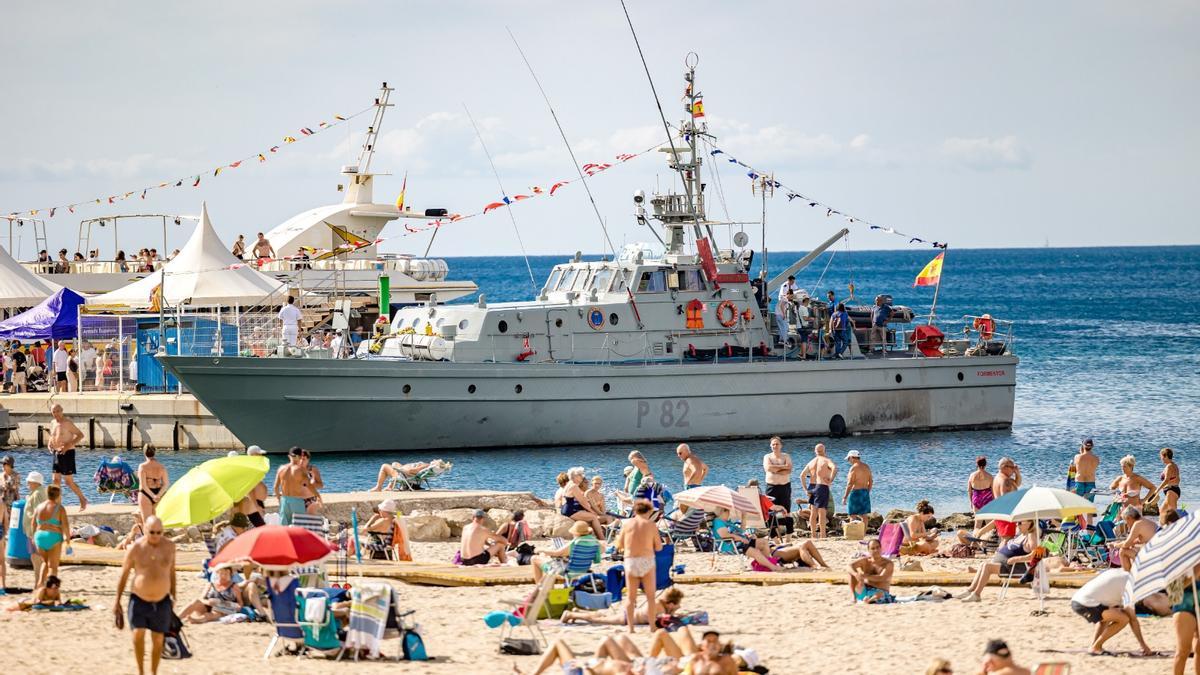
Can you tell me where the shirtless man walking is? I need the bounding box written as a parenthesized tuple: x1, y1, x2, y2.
(47, 404, 87, 511)
(272, 446, 309, 525)
(459, 509, 507, 566)
(676, 443, 708, 489)
(136, 447, 169, 521)
(842, 450, 873, 521)
(114, 515, 176, 675)
(618, 500, 663, 632)
(992, 457, 1023, 542)
(800, 443, 838, 539)
(1071, 438, 1101, 521)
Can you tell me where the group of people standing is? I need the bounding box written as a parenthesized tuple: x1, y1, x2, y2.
(3, 338, 117, 393)
(774, 276, 895, 358)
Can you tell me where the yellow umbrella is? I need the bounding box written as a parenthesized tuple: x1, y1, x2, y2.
(156, 455, 269, 529)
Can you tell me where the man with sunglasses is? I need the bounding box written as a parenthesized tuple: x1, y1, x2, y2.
(114, 515, 176, 675)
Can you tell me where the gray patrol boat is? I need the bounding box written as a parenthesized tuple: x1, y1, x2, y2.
(161, 60, 1017, 453)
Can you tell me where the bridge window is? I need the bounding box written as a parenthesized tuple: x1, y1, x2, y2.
(545, 268, 563, 291)
(557, 268, 578, 291)
(571, 268, 592, 291)
(588, 269, 612, 292)
(677, 269, 706, 291)
(610, 270, 630, 293)
(637, 270, 667, 293)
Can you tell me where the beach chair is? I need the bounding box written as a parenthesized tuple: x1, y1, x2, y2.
(286, 519, 330, 588)
(496, 572, 555, 650)
(93, 456, 139, 503)
(392, 460, 452, 491)
(296, 587, 341, 654)
(337, 584, 416, 662)
(263, 576, 304, 659)
(878, 522, 904, 559)
(664, 508, 707, 550)
(561, 538, 602, 582)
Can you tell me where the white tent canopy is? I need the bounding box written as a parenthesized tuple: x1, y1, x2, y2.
(92, 203, 285, 308)
(0, 245, 62, 308)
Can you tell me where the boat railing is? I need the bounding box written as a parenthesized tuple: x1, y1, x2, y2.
(257, 256, 450, 280)
(23, 259, 162, 275)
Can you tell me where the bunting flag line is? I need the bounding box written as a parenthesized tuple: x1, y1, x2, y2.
(5, 103, 375, 221)
(702, 139, 949, 250)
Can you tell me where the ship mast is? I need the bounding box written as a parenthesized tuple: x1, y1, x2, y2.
(651, 53, 714, 255)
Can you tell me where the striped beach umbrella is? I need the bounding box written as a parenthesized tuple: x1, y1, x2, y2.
(975, 486, 1097, 522)
(675, 485, 759, 515)
(1123, 513, 1200, 606)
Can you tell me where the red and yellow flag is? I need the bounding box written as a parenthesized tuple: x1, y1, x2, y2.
(913, 252, 944, 287)
(691, 99, 705, 119)
(395, 172, 407, 210)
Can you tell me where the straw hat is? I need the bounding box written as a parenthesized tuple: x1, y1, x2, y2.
(570, 521, 592, 537)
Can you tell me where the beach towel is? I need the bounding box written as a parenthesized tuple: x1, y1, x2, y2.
(343, 582, 391, 658)
(29, 600, 88, 611)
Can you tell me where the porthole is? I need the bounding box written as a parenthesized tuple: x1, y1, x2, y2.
(957, 371, 964, 381)
(609, 313, 619, 325)
(895, 374, 903, 384)
(402, 384, 412, 394)
(514, 384, 523, 394)
(498, 320, 508, 334)
(468, 384, 476, 394)
(458, 319, 469, 330)
(555, 318, 563, 328)
(603, 383, 611, 393)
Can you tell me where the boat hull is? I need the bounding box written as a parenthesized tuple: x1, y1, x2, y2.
(159, 354, 1017, 453)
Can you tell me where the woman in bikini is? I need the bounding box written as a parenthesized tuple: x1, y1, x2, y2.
(1150, 447, 1181, 521)
(179, 565, 244, 624)
(562, 466, 605, 539)
(32, 485, 68, 587)
(299, 449, 324, 514)
(968, 456, 995, 529)
(136, 447, 169, 521)
(1109, 454, 1157, 509)
(958, 520, 1038, 602)
(902, 500, 941, 556)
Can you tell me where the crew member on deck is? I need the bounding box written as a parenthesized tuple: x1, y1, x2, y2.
(278, 296, 301, 347)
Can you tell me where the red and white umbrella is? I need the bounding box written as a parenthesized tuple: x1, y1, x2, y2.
(209, 525, 334, 570)
(675, 485, 759, 515)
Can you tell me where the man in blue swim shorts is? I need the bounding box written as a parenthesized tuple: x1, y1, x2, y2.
(274, 446, 309, 525)
(801, 443, 838, 539)
(843, 450, 873, 519)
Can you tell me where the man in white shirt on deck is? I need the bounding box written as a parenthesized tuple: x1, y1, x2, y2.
(278, 296, 301, 347)
(52, 340, 70, 393)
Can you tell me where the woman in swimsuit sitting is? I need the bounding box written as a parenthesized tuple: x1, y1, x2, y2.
(561, 587, 685, 627)
(1150, 447, 1181, 522)
(136, 447, 169, 521)
(1109, 454, 1157, 510)
(561, 466, 605, 539)
(901, 500, 940, 556)
(179, 565, 244, 624)
(32, 485, 68, 587)
(957, 519, 1038, 602)
(711, 508, 783, 572)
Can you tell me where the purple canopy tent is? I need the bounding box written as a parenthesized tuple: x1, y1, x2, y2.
(0, 288, 87, 341)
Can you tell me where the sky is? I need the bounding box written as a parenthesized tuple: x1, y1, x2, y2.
(1, 1, 1197, 259)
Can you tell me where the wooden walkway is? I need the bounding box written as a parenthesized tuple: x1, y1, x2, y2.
(63, 544, 1094, 589)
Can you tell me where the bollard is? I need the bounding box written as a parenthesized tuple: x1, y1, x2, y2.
(125, 418, 135, 451)
(173, 421, 181, 452)
(89, 417, 96, 450)
(36, 425, 44, 448)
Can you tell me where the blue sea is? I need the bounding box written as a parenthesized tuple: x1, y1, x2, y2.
(7, 246, 1199, 515)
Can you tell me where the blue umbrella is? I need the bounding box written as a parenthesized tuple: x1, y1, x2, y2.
(1124, 513, 1200, 607)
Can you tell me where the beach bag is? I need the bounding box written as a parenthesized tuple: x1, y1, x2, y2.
(693, 532, 715, 553)
(606, 566, 626, 602)
(401, 629, 428, 661)
(750, 556, 780, 572)
(515, 542, 535, 566)
(500, 637, 541, 655)
(571, 573, 606, 595)
(536, 588, 572, 620)
(843, 520, 865, 541)
(161, 614, 192, 660)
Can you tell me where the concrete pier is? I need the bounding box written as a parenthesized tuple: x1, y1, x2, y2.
(0, 392, 239, 450)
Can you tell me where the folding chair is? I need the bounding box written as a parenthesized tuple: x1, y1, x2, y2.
(392, 460, 452, 491)
(263, 576, 304, 659)
(497, 572, 555, 649)
(664, 508, 707, 550)
(337, 582, 399, 661)
(735, 486, 769, 535)
(296, 587, 341, 655)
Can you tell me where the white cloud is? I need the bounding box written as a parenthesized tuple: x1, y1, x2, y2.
(939, 135, 1031, 170)
(849, 134, 871, 150)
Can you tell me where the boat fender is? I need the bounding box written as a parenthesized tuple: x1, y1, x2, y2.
(687, 344, 696, 358)
(972, 315, 996, 340)
(723, 343, 733, 358)
(716, 300, 739, 327)
(741, 308, 754, 322)
(758, 341, 769, 356)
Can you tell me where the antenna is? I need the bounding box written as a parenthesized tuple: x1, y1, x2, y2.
(752, 173, 775, 280)
(461, 103, 537, 294)
(357, 82, 395, 176)
(506, 27, 615, 258)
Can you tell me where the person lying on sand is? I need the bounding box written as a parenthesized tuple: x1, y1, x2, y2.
(17, 575, 63, 610)
(530, 632, 681, 675)
(560, 587, 684, 627)
(654, 627, 740, 675)
(848, 538, 895, 604)
(771, 539, 831, 569)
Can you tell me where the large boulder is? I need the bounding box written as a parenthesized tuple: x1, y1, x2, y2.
(440, 508, 497, 536)
(403, 515, 451, 541)
(884, 509, 914, 523)
(525, 510, 574, 538)
(939, 513, 975, 530)
(487, 509, 514, 528)
(861, 512, 884, 532)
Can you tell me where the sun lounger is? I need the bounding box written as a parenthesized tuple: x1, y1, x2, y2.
(493, 572, 555, 651)
(390, 460, 452, 491)
(664, 508, 708, 550)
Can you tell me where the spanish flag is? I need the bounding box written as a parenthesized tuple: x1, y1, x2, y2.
(395, 172, 407, 210)
(913, 252, 944, 287)
(691, 99, 705, 119)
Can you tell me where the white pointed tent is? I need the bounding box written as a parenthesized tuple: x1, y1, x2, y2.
(93, 204, 284, 308)
(0, 245, 62, 308)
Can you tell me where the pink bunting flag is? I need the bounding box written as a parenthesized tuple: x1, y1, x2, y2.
(549, 181, 569, 196)
(483, 202, 506, 213)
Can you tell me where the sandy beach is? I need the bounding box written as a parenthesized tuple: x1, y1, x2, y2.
(0, 537, 1176, 675)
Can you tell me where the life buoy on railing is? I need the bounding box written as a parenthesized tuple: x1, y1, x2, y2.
(716, 300, 739, 328)
(972, 314, 996, 340)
